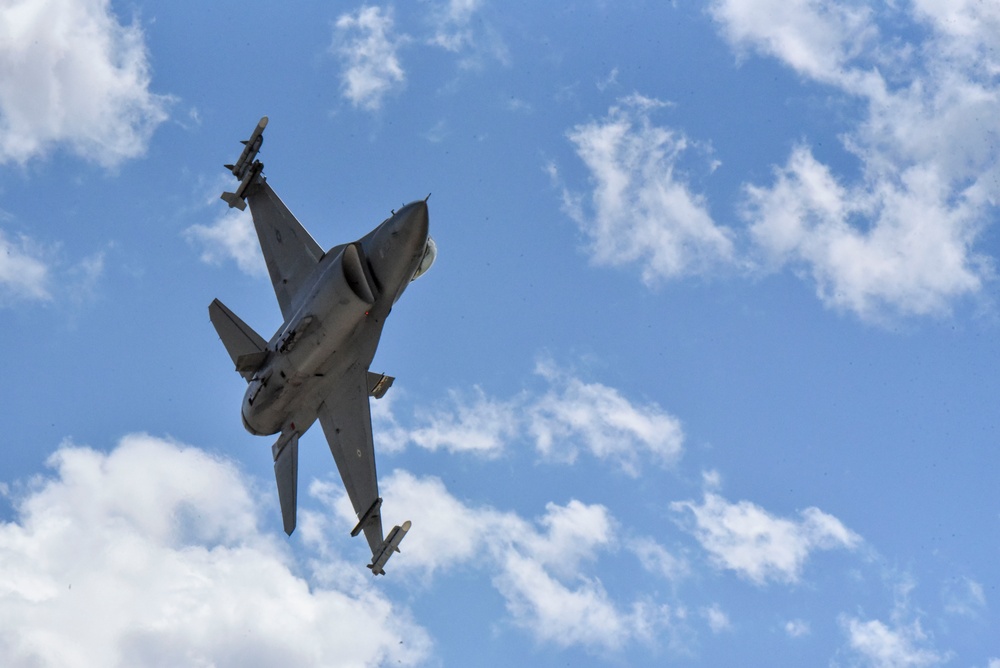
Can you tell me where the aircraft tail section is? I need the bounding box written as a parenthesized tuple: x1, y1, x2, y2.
(209, 298, 269, 380)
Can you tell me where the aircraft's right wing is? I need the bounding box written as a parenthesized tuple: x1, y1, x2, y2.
(317, 362, 385, 558)
(246, 182, 325, 320)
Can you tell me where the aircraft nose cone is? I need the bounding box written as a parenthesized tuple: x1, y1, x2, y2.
(393, 200, 428, 237)
(362, 200, 430, 298)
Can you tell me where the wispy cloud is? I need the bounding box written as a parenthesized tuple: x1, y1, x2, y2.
(0, 435, 431, 667)
(558, 94, 736, 284)
(310, 469, 673, 652)
(184, 206, 266, 278)
(702, 604, 732, 633)
(671, 492, 860, 585)
(426, 0, 509, 68)
(710, 0, 999, 320)
(0, 228, 108, 306)
(784, 618, 810, 638)
(373, 359, 684, 475)
(332, 6, 407, 111)
(0, 229, 50, 302)
(0, 0, 170, 166)
(841, 617, 950, 668)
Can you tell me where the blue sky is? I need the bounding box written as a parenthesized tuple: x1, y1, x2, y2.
(1, 0, 998, 665)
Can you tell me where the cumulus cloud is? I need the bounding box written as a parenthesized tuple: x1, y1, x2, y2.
(373, 359, 684, 475)
(671, 492, 860, 585)
(559, 94, 735, 284)
(0, 229, 50, 302)
(185, 206, 266, 277)
(842, 617, 949, 668)
(0, 435, 430, 668)
(332, 6, 407, 111)
(710, 0, 999, 319)
(311, 469, 673, 652)
(0, 0, 170, 166)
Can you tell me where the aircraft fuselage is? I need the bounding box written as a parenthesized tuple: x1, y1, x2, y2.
(241, 201, 430, 437)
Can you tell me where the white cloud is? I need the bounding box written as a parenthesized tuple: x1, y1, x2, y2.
(426, 0, 508, 68)
(0, 0, 170, 166)
(314, 469, 673, 652)
(184, 206, 266, 277)
(629, 536, 690, 583)
(744, 147, 986, 319)
(710, 0, 999, 319)
(842, 617, 949, 668)
(374, 360, 684, 475)
(703, 604, 732, 633)
(709, 0, 874, 83)
(671, 492, 860, 585)
(528, 359, 684, 474)
(0, 229, 50, 301)
(428, 0, 482, 52)
(784, 618, 810, 638)
(332, 6, 406, 111)
(407, 387, 519, 457)
(942, 576, 987, 618)
(560, 94, 736, 284)
(0, 435, 431, 668)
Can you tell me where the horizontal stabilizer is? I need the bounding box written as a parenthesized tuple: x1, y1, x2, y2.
(209, 298, 268, 380)
(220, 191, 247, 211)
(272, 430, 299, 535)
(368, 520, 411, 575)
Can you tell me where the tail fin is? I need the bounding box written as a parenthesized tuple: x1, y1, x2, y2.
(209, 298, 269, 380)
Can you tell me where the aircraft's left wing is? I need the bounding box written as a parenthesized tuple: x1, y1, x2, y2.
(246, 182, 325, 320)
(317, 362, 386, 559)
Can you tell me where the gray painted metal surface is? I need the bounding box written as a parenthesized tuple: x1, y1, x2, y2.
(211, 118, 435, 575)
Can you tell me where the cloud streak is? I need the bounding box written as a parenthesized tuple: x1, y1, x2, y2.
(0, 229, 50, 302)
(373, 359, 684, 475)
(185, 206, 267, 278)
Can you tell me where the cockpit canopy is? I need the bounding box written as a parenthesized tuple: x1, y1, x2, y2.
(411, 236, 437, 281)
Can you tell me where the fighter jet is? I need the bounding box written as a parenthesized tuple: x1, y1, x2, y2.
(209, 117, 436, 575)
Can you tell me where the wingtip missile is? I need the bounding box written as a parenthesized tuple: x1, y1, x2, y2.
(367, 520, 411, 575)
(227, 116, 269, 180)
(221, 117, 269, 209)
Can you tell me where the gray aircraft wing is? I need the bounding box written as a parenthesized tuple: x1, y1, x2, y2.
(246, 182, 325, 320)
(317, 361, 385, 556)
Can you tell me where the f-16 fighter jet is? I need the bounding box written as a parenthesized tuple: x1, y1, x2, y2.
(209, 117, 435, 575)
